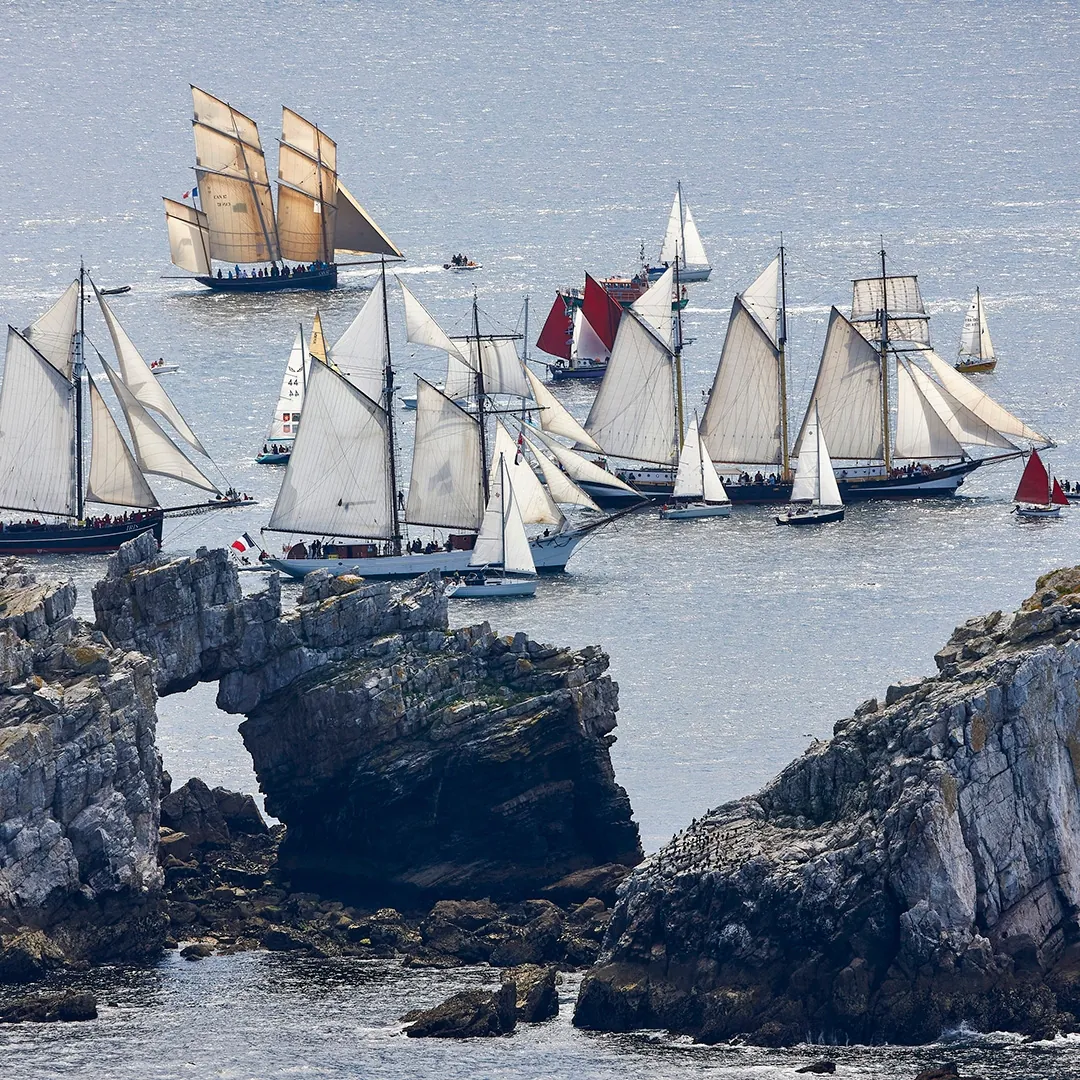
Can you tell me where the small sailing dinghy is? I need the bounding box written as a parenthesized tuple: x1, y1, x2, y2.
(660, 415, 731, 519)
(446, 453, 537, 599)
(956, 288, 997, 374)
(1013, 449, 1069, 518)
(256, 327, 310, 464)
(776, 404, 844, 526)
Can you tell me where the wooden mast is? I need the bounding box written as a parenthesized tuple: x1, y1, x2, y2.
(381, 259, 402, 554)
(75, 260, 86, 521)
(879, 243, 892, 473)
(778, 239, 790, 479)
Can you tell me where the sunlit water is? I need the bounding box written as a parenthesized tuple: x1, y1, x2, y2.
(2, 0, 1080, 1075)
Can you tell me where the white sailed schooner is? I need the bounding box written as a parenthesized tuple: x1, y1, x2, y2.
(660, 414, 731, 519)
(162, 87, 401, 293)
(645, 183, 711, 283)
(0, 266, 247, 555)
(264, 271, 610, 581)
(955, 288, 997, 374)
(776, 403, 844, 526)
(446, 452, 538, 599)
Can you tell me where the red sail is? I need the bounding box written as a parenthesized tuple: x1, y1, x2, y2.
(1015, 449, 1050, 504)
(582, 273, 623, 352)
(535, 294, 572, 360)
(1052, 478, 1070, 506)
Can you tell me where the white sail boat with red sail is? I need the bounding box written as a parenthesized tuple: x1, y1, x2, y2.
(1013, 449, 1069, 519)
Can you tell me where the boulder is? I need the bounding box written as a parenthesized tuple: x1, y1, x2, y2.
(160, 779, 230, 848)
(0, 991, 98, 1023)
(509, 963, 559, 1022)
(575, 571, 1080, 1044)
(403, 981, 516, 1038)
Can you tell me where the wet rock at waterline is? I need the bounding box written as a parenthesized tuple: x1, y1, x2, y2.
(574, 567, 1080, 1044)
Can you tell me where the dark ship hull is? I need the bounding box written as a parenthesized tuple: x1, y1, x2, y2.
(0, 513, 163, 555)
(194, 265, 338, 292)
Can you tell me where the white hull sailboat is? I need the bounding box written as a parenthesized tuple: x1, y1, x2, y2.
(645, 184, 711, 283)
(955, 288, 997, 374)
(447, 453, 537, 599)
(660, 414, 731, 519)
(256, 326, 310, 464)
(777, 403, 844, 526)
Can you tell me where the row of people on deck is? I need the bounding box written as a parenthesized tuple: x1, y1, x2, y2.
(262, 444, 291, 456)
(216, 260, 329, 281)
(0, 509, 158, 531)
(446, 253, 474, 267)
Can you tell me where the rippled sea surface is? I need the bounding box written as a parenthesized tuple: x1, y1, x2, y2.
(3, 1, 1080, 1075)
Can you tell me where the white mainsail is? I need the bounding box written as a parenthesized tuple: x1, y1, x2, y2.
(795, 308, 883, 461)
(491, 421, 561, 526)
(893, 362, 964, 459)
(905, 361, 1015, 450)
(792, 404, 842, 507)
(406, 379, 483, 531)
(100, 359, 219, 494)
(527, 424, 637, 493)
(681, 205, 708, 267)
(470, 454, 536, 577)
(523, 367, 601, 452)
(851, 273, 930, 347)
(700, 296, 782, 465)
(520, 432, 602, 511)
(959, 290, 996, 364)
(585, 312, 677, 465)
(94, 286, 207, 456)
(0, 328, 76, 517)
(331, 277, 387, 401)
(268, 357, 394, 539)
(631, 267, 674, 346)
(163, 199, 212, 276)
(659, 189, 683, 266)
(267, 330, 309, 444)
(672, 415, 705, 499)
(85, 373, 158, 509)
(923, 349, 1047, 444)
(658, 186, 708, 268)
(740, 257, 780, 346)
(23, 281, 79, 378)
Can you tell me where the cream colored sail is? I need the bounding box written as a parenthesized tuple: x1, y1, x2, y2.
(701, 296, 782, 465)
(191, 87, 262, 149)
(851, 274, 930, 347)
(672, 415, 705, 499)
(520, 433, 602, 510)
(0, 328, 76, 517)
(792, 404, 842, 507)
(923, 349, 1047, 444)
(163, 199, 212, 275)
(470, 454, 536, 576)
(335, 182, 402, 258)
(195, 170, 279, 264)
(959, 290, 996, 363)
(268, 358, 394, 539)
(399, 279, 466, 357)
(523, 367, 601, 452)
(277, 133, 338, 262)
(281, 107, 337, 172)
(94, 285, 207, 456)
(308, 311, 329, 366)
(267, 330, 308, 443)
(406, 379, 483, 531)
(527, 424, 637, 493)
(331, 278, 387, 401)
(906, 361, 1015, 450)
(630, 267, 674, 346)
(193, 122, 271, 182)
(894, 361, 964, 459)
(85, 372, 158, 509)
(659, 189, 683, 266)
(740, 257, 780, 345)
(795, 308, 883, 461)
(453, 337, 530, 398)
(101, 359, 218, 494)
(491, 420, 561, 526)
(23, 281, 79, 378)
(681, 204, 708, 267)
(585, 312, 676, 465)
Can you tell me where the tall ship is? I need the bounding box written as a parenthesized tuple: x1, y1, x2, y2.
(264, 269, 612, 580)
(698, 246, 1048, 504)
(0, 267, 247, 555)
(162, 87, 402, 292)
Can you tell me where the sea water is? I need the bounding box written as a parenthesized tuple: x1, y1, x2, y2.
(1, 1, 1079, 1075)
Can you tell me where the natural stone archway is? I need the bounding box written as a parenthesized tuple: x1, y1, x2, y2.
(92, 533, 643, 904)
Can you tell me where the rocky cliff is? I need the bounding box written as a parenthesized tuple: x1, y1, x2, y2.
(93, 537, 642, 905)
(574, 568, 1080, 1045)
(0, 560, 163, 979)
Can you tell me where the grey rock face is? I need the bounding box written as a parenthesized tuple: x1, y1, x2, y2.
(574, 568, 1080, 1045)
(403, 981, 517, 1038)
(0, 560, 164, 977)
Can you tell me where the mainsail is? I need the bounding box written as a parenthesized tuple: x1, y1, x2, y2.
(585, 312, 677, 465)
(631, 267, 674, 346)
(470, 453, 536, 577)
(23, 281, 79, 378)
(277, 108, 338, 263)
(659, 184, 709, 269)
(959, 289, 996, 365)
(85, 373, 159, 509)
(267, 330, 309, 444)
(791, 404, 842, 507)
(582, 274, 622, 353)
(330, 277, 387, 401)
(268, 356, 394, 539)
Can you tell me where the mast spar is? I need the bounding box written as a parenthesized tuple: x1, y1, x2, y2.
(382, 259, 402, 554)
(473, 289, 490, 504)
(778, 239, 790, 478)
(75, 261, 86, 521)
(879, 242, 892, 473)
(673, 257, 685, 450)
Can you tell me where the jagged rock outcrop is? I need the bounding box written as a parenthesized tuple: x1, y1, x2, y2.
(575, 568, 1080, 1045)
(93, 538, 641, 904)
(0, 561, 164, 978)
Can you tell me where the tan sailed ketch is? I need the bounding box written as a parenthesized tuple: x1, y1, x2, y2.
(162, 87, 402, 292)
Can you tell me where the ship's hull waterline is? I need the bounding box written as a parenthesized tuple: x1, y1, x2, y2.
(0, 514, 163, 555)
(270, 529, 589, 581)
